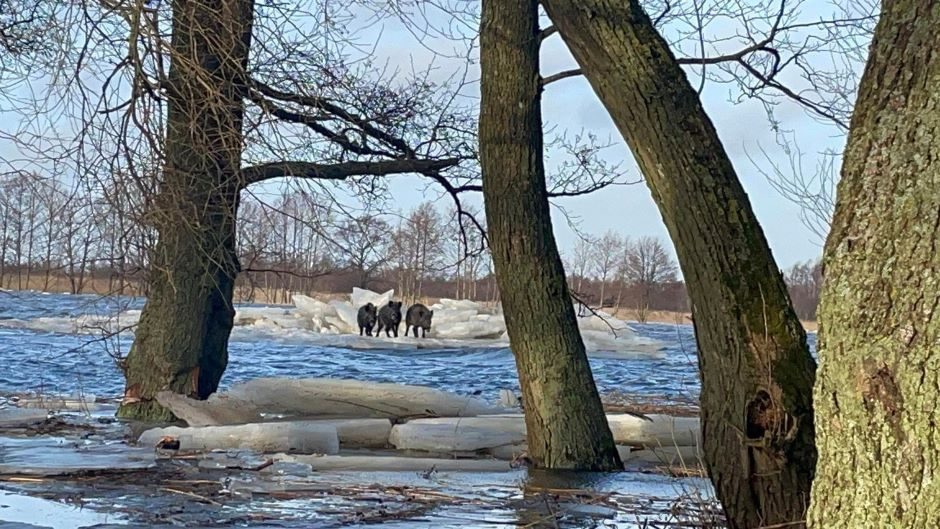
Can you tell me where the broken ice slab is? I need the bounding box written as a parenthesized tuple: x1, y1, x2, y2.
(606, 413, 701, 448)
(349, 287, 395, 310)
(138, 421, 340, 454)
(12, 394, 98, 411)
(309, 418, 391, 448)
(496, 389, 521, 408)
(0, 438, 155, 476)
(389, 417, 527, 453)
(0, 408, 48, 427)
(390, 413, 701, 456)
(155, 377, 504, 426)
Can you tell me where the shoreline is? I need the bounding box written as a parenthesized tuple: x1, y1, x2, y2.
(0, 283, 818, 332)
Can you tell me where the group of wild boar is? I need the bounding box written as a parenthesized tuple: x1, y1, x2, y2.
(356, 300, 434, 338)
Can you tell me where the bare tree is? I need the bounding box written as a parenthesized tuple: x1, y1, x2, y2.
(622, 236, 678, 322)
(592, 230, 623, 308)
(566, 235, 594, 297)
(333, 215, 391, 289)
(784, 259, 822, 321)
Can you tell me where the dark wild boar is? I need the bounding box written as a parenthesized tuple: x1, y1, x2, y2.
(405, 303, 434, 338)
(357, 303, 378, 336)
(376, 300, 403, 337)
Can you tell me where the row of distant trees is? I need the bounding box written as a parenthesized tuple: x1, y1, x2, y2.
(0, 170, 822, 318)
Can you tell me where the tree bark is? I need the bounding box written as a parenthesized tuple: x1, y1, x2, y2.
(541, 1, 815, 525)
(117, 0, 254, 421)
(808, 3, 940, 527)
(479, 0, 621, 471)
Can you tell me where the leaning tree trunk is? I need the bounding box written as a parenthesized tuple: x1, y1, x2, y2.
(118, 0, 254, 421)
(808, 3, 940, 527)
(541, 1, 815, 524)
(478, 0, 621, 471)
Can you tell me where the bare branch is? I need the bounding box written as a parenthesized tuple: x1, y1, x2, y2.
(241, 158, 461, 187)
(541, 68, 583, 87)
(539, 25, 558, 42)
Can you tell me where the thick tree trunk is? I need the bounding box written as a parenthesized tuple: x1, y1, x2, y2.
(478, 0, 621, 471)
(541, 1, 816, 524)
(808, 4, 940, 527)
(117, 0, 254, 421)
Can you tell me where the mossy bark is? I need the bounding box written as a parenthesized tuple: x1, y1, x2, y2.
(478, 0, 621, 470)
(541, 1, 815, 525)
(808, 3, 940, 527)
(117, 0, 254, 422)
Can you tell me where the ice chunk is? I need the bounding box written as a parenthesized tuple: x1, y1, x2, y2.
(389, 416, 527, 453)
(390, 413, 700, 456)
(433, 320, 506, 340)
(328, 300, 360, 333)
(292, 294, 338, 319)
(0, 408, 48, 427)
(349, 287, 394, 309)
(433, 298, 483, 311)
(155, 377, 504, 426)
(12, 394, 98, 412)
(307, 418, 392, 448)
(0, 439, 155, 475)
(606, 413, 701, 447)
(138, 421, 340, 454)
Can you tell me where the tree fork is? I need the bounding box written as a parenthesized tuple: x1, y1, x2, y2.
(540, 0, 816, 524)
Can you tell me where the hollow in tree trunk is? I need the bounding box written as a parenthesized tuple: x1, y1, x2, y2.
(117, 0, 254, 421)
(478, 0, 621, 471)
(540, 1, 816, 525)
(808, 3, 940, 526)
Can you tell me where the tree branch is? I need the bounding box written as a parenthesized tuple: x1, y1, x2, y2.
(539, 26, 558, 41)
(541, 68, 583, 87)
(249, 78, 416, 156)
(240, 158, 460, 187)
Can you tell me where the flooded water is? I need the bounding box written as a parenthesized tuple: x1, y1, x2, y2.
(0, 289, 816, 528)
(0, 290, 716, 405)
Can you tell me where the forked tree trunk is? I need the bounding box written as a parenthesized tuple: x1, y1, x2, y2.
(808, 3, 940, 526)
(479, 0, 621, 471)
(541, 1, 815, 524)
(117, 0, 254, 421)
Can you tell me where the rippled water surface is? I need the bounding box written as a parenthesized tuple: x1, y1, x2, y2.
(0, 290, 814, 403)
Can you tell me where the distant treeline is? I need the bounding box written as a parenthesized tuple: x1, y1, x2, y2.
(0, 171, 820, 319)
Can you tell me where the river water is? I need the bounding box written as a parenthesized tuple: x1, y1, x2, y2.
(0, 290, 726, 405)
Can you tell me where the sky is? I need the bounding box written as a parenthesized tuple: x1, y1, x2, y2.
(361, 2, 862, 269)
(0, 1, 868, 271)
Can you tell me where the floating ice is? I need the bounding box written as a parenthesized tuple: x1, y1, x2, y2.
(0, 288, 662, 357)
(282, 288, 662, 356)
(154, 377, 504, 425)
